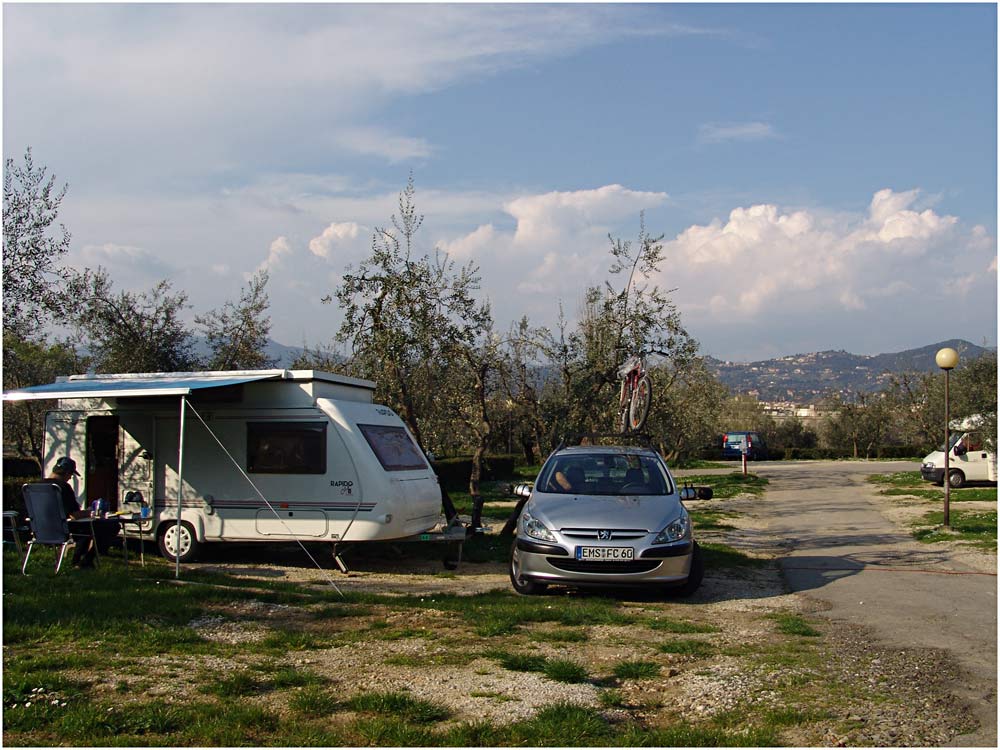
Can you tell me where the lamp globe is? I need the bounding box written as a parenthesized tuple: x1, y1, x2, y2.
(936, 347, 959, 371)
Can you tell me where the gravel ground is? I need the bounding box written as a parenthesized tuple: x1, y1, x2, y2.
(66, 485, 990, 745)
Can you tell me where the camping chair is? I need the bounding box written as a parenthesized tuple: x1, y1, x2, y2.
(20, 483, 73, 575)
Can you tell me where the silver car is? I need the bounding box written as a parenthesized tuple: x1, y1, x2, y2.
(509, 445, 703, 596)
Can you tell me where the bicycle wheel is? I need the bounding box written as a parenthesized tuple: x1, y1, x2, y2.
(628, 374, 653, 432)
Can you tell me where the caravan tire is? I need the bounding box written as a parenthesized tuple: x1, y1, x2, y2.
(947, 470, 966, 489)
(158, 521, 200, 563)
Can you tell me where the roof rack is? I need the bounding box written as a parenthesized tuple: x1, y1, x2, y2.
(554, 432, 657, 451)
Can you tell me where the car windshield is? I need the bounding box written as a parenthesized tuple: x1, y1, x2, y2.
(939, 432, 965, 452)
(536, 453, 673, 496)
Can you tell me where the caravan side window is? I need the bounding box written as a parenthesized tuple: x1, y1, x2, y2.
(247, 422, 327, 474)
(358, 424, 428, 471)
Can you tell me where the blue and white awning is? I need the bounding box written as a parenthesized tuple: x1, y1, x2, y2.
(2, 371, 286, 401)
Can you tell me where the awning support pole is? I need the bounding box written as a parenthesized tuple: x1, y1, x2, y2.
(176, 394, 187, 579)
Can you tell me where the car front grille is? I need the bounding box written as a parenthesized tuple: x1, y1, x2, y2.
(546, 558, 661, 574)
(560, 528, 648, 540)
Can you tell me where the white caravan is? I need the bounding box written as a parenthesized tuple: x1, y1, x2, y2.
(4, 370, 443, 562)
(920, 414, 997, 488)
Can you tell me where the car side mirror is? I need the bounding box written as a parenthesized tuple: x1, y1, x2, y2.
(511, 482, 533, 498)
(954, 444, 967, 456)
(679, 487, 697, 501)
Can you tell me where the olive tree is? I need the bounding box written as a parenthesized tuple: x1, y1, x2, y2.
(334, 176, 488, 451)
(542, 216, 699, 439)
(2, 147, 71, 335)
(62, 268, 198, 373)
(195, 270, 276, 370)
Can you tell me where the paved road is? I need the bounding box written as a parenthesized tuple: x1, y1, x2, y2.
(686, 460, 996, 746)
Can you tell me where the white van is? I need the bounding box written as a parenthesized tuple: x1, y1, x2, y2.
(920, 415, 997, 488)
(4, 369, 443, 562)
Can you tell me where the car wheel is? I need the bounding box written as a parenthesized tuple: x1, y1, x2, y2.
(948, 470, 966, 489)
(665, 541, 703, 598)
(158, 521, 200, 563)
(509, 542, 548, 595)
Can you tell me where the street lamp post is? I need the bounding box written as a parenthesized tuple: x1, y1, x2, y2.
(935, 347, 960, 529)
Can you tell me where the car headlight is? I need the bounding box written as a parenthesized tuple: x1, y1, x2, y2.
(521, 511, 556, 542)
(654, 512, 690, 544)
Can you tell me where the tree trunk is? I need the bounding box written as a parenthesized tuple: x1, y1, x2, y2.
(467, 361, 491, 534)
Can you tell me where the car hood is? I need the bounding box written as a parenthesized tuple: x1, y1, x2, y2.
(923, 451, 945, 464)
(529, 492, 683, 533)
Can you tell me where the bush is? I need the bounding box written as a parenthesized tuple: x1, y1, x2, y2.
(3, 457, 41, 477)
(431, 455, 517, 488)
(783, 447, 851, 460)
(3, 476, 38, 518)
(876, 445, 925, 459)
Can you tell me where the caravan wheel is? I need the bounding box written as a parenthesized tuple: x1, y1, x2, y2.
(158, 521, 200, 563)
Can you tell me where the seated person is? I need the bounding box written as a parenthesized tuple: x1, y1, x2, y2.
(39, 457, 97, 568)
(552, 465, 586, 493)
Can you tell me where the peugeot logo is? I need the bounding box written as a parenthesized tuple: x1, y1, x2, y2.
(597, 530, 613, 541)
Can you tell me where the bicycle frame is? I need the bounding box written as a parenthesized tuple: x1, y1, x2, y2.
(618, 355, 645, 409)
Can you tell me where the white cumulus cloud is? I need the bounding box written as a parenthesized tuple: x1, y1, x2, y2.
(504, 184, 667, 246)
(439, 224, 498, 259)
(309, 222, 364, 259)
(662, 188, 989, 336)
(251, 236, 292, 277)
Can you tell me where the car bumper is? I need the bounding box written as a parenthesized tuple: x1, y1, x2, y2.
(921, 466, 945, 483)
(514, 537, 693, 585)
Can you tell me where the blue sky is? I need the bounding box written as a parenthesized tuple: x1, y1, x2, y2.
(4, 3, 997, 361)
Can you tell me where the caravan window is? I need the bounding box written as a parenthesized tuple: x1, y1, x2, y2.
(358, 424, 427, 471)
(247, 422, 326, 474)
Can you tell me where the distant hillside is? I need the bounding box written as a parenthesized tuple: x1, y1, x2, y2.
(705, 339, 993, 402)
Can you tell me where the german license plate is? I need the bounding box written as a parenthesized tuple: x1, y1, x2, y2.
(576, 546, 634, 561)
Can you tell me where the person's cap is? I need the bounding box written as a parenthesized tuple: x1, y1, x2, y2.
(53, 456, 80, 477)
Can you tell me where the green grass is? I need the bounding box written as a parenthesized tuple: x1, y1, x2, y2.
(486, 650, 589, 683)
(531, 627, 588, 643)
(912, 509, 998, 549)
(345, 691, 450, 724)
(0, 543, 844, 748)
(671, 459, 730, 470)
(268, 667, 325, 689)
(658, 639, 715, 657)
(288, 687, 340, 718)
(767, 613, 822, 638)
(612, 660, 661, 679)
(868, 471, 997, 503)
(489, 650, 548, 673)
(679, 472, 769, 499)
(689, 509, 738, 530)
(598, 689, 627, 708)
(543, 659, 589, 683)
(867, 470, 924, 487)
(200, 671, 265, 698)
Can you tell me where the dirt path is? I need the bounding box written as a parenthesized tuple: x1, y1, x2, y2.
(744, 460, 997, 747)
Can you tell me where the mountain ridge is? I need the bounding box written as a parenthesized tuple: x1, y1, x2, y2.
(703, 339, 993, 401)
